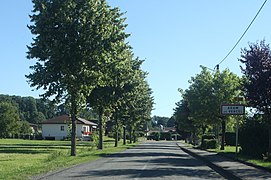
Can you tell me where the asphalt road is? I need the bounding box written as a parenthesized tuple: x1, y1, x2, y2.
(35, 141, 225, 180)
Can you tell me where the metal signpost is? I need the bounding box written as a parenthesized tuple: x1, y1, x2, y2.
(221, 104, 245, 160)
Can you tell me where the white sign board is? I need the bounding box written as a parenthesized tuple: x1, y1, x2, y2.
(221, 104, 245, 115)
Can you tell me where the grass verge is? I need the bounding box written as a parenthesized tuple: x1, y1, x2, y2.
(207, 146, 271, 170)
(0, 137, 139, 180)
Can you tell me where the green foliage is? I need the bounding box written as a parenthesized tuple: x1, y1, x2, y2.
(174, 100, 195, 135)
(149, 132, 160, 141)
(239, 40, 271, 115)
(160, 132, 171, 140)
(225, 132, 236, 146)
(0, 102, 20, 137)
(0, 94, 55, 124)
(27, 0, 153, 153)
(18, 121, 32, 135)
(201, 139, 218, 149)
(239, 40, 271, 154)
(90, 132, 99, 149)
(153, 116, 169, 127)
(174, 67, 242, 143)
(167, 116, 175, 127)
(239, 117, 268, 158)
(201, 134, 215, 148)
(202, 134, 215, 140)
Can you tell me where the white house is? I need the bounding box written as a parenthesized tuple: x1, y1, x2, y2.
(41, 114, 97, 140)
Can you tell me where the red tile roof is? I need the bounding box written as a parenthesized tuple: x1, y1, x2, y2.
(41, 114, 97, 126)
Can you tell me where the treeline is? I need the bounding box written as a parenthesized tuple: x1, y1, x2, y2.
(173, 40, 271, 158)
(0, 94, 98, 124)
(147, 116, 175, 131)
(26, 0, 154, 156)
(0, 94, 56, 124)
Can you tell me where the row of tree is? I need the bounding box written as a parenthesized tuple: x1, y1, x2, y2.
(174, 40, 271, 155)
(26, 0, 153, 156)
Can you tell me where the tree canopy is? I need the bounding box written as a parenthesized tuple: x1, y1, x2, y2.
(174, 67, 242, 145)
(239, 40, 271, 154)
(27, 0, 153, 154)
(0, 102, 20, 138)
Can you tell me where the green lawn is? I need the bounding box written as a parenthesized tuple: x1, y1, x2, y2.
(0, 138, 138, 180)
(207, 146, 271, 170)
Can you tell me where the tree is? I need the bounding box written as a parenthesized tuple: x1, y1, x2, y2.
(153, 116, 169, 128)
(175, 67, 242, 148)
(183, 67, 215, 133)
(174, 100, 195, 142)
(0, 102, 20, 138)
(212, 69, 242, 150)
(167, 116, 175, 127)
(18, 121, 32, 137)
(0, 94, 54, 124)
(239, 40, 271, 155)
(126, 79, 153, 143)
(27, 0, 128, 155)
(86, 34, 132, 150)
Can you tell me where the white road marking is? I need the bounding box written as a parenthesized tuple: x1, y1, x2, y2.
(134, 156, 152, 180)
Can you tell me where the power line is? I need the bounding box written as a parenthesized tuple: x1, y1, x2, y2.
(216, 0, 268, 69)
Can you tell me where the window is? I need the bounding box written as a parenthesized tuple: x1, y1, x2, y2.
(60, 126, 64, 131)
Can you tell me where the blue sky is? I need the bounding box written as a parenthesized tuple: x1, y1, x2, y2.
(0, 1, 270, 117)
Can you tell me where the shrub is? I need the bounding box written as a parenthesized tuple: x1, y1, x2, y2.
(225, 132, 236, 146)
(239, 119, 268, 158)
(201, 134, 215, 147)
(160, 132, 171, 140)
(89, 133, 99, 148)
(201, 139, 217, 149)
(150, 132, 160, 141)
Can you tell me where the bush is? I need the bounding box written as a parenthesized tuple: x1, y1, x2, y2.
(201, 134, 215, 147)
(202, 134, 215, 140)
(150, 132, 160, 141)
(239, 119, 268, 158)
(225, 132, 236, 146)
(90, 133, 99, 148)
(201, 139, 217, 149)
(160, 132, 171, 140)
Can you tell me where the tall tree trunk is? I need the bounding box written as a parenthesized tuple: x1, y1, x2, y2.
(70, 94, 77, 156)
(268, 123, 271, 156)
(129, 127, 132, 144)
(98, 106, 103, 150)
(123, 125, 126, 145)
(220, 117, 226, 150)
(114, 114, 118, 147)
(133, 129, 136, 143)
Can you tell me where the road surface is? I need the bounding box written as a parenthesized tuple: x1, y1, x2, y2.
(35, 141, 225, 180)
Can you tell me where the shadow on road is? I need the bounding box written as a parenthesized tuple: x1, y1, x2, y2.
(70, 167, 221, 179)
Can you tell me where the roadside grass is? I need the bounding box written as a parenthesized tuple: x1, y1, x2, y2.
(207, 146, 271, 170)
(0, 137, 138, 180)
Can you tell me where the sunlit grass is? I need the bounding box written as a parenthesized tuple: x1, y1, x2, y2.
(0, 137, 138, 180)
(207, 145, 271, 170)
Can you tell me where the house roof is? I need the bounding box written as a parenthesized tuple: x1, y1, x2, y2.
(41, 114, 97, 126)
